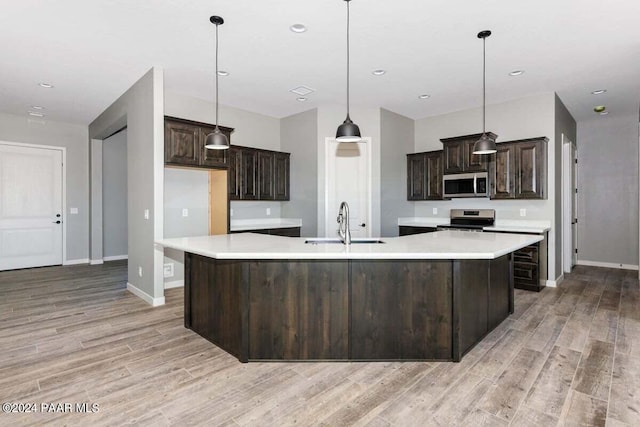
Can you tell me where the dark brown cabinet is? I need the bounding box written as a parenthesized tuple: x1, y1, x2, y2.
(164, 116, 233, 169)
(399, 226, 438, 236)
(230, 226, 300, 237)
(441, 133, 495, 174)
(227, 145, 290, 201)
(406, 150, 443, 201)
(490, 137, 547, 200)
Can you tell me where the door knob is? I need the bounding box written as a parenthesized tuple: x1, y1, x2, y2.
(56, 213, 61, 217)
(53, 220, 61, 224)
(360, 223, 366, 227)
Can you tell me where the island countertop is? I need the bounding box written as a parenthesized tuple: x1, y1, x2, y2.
(157, 230, 542, 260)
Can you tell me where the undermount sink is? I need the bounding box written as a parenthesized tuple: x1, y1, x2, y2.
(305, 238, 385, 245)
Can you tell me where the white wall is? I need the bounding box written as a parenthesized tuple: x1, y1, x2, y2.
(89, 68, 165, 305)
(0, 112, 89, 263)
(380, 108, 415, 237)
(317, 105, 382, 237)
(413, 93, 560, 281)
(281, 109, 318, 236)
(577, 114, 639, 268)
(103, 129, 128, 258)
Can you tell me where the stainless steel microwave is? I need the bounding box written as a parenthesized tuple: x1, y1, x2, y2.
(442, 172, 489, 198)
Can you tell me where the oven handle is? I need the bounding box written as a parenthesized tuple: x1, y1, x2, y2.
(473, 175, 477, 195)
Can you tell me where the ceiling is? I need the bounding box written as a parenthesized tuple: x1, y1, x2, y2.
(1, 0, 639, 125)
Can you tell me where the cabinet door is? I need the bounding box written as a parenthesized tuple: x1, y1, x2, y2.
(257, 151, 275, 200)
(274, 152, 290, 201)
(241, 149, 258, 200)
(165, 120, 199, 165)
(425, 151, 443, 200)
(443, 141, 464, 174)
(463, 139, 488, 172)
(407, 154, 426, 200)
(228, 146, 242, 200)
(200, 126, 229, 168)
(516, 140, 546, 199)
(491, 143, 516, 199)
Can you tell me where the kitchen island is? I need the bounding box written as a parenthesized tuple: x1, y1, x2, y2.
(157, 230, 542, 362)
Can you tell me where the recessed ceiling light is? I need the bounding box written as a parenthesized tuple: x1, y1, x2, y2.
(290, 24, 307, 33)
(28, 111, 45, 117)
(418, 94, 431, 99)
(599, 111, 609, 115)
(372, 69, 386, 76)
(593, 105, 606, 113)
(509, 70, 525, 76)
(31, 105, 45, 110)
(591, 89, 607, 95)
(296, 97, 307, 102)
(38, 82, 54, 88)
(217, 70, 229, 76)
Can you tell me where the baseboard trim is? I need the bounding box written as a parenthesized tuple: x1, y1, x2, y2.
(576, 260, 639, 271)
(63, 258, 89, 266)
(164, 279, 184, 289)
(546, 273, 564, 288)
(126, 282, 165, 306)
(104, 255, 128, 261)
(90, 259, 104, 265)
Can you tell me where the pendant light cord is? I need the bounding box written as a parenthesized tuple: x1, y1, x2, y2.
(482, 35, 486, 133)
(215, 22, 220, 130)
(346, 0, 350, 117)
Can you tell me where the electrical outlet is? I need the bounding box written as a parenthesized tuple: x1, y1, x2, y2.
(144, 209, 149, 220)
(138, 266, 143, 277)
(432, 208, 438, 215)
(182, 208, 189, 217)
(230, 208, 234, 217)
(163, 263, 174, 278)
(520, 208, 526, 217)
(266, 208, 271, 216)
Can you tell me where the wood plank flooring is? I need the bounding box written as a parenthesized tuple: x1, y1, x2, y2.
(0, 261, 638, 426)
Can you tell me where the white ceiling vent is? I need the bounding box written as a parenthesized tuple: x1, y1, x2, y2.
(289, 85, 315, 96)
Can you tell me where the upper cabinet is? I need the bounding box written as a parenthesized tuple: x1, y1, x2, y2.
(228, 145, 290, 201)
(441, 132, 495, 174)
(406, 150, 443, 201)
(164, 116, 233, 169)
(490, 137, 548, 200)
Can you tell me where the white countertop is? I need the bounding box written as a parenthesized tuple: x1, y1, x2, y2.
(230, 218, 302, 232)
(157, 230, 542, 260)
(398, 217, 550, 234)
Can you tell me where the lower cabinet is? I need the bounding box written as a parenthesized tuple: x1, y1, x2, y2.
(231, 227, 301, 237)
(399, 226, 438, 236)
(492, 230, 548, 292)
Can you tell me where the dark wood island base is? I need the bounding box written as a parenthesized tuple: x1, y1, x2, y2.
(184, 253, 513, 362)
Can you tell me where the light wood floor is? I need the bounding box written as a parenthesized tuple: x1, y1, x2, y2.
(0, 261, 638, 426)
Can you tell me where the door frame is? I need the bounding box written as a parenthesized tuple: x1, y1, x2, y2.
(0, 140, 67, 265)
(324, 137, 372, 238)
(561, 134, 577, 273)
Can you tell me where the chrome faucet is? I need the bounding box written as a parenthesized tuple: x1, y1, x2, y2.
(337, 201, 351, 245)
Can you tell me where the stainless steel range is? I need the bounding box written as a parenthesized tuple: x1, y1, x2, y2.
(436, 209, 495, 232)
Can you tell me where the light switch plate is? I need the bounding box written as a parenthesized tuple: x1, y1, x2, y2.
(138, 266, 143, 277)
(144, 209, 149, 220)
(182, 208, 189, 217)
(70, 207, 78, 214)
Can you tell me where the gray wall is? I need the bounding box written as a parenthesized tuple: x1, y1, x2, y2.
(163, 167, 210, 285)
(103, 129, 128, 258)
(380, 108, 415, 237)
(0, 112, 90, 262)
(577, 114, 639, 267)
(413, 93, 561, 281)
(554, 95, 577, 276)
(89, 68, 165, 303)
(281, 109, 318, 236)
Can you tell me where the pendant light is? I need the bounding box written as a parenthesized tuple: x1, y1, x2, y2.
(205, 15, 229, 150)
(335, 0, 362, 143)
(472, 30, 497, 155)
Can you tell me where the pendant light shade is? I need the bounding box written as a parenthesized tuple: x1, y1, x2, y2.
(473, 30, 497, 155)
(205, 15, 229, 150)
(335, 0, 362, 143)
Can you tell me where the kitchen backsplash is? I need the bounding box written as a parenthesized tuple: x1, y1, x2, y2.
(230, 201, 283, 219)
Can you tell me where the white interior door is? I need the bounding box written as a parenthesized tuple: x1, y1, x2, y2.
(571, 144, 578, 267)
(0, 143, 63, 270)
(326, 139, 371, 238)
